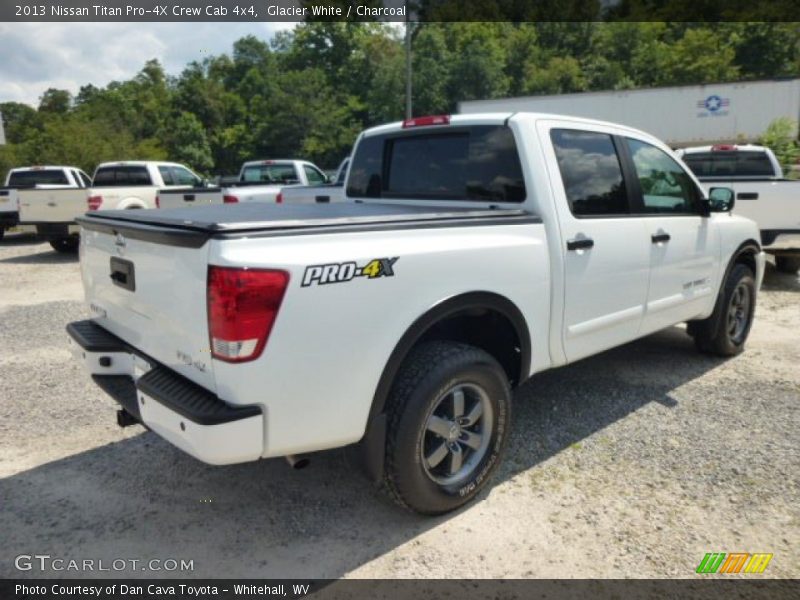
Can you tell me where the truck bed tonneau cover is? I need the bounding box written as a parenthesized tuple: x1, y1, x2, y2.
(77, 203, 538, 247)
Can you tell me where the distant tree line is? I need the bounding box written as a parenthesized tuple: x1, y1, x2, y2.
(1, 22, 799, 180)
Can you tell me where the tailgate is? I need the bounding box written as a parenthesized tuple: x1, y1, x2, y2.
(728, 181, 800, 231)
(158, 188, 223, 209)
(80, 227, 216, 391)
(19, 188, 88, 223)
(0, 189, 17, 214)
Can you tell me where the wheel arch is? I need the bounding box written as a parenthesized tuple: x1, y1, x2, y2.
(352, 291, 531, 481)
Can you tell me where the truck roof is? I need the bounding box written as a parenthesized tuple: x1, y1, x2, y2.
(361, 112, 658, 142)
(95, 161, 188, 168)
(8, 165, 80, 172)
(676, 144, 769, 155)
(240, 159, 311, 167)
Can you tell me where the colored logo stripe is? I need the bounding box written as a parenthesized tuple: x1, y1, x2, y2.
(697, 553, 726, 573)
(696, 552, 773, 574)
(744, 553, 773, 573)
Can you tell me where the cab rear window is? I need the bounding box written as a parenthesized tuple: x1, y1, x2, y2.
(8, 170, 69, 186)
(347, 125, 526, 202)
(682, 151, 775, 178)
(93, 166, 152, 186)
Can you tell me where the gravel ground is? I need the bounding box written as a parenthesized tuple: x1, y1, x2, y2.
(0, 234, 798, 579)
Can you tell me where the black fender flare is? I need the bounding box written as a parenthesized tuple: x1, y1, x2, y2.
(352, 291, 531, 481)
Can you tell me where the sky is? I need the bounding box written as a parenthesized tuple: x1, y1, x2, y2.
(0, 22, 296, 107)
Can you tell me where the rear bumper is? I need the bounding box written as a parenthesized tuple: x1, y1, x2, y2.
(0, 211, 19, 229)
(67, 319, 264, 465)
(761, 230, 800, 252)
(29, 222, 81, 239)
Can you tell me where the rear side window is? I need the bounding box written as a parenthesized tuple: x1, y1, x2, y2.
(347, 125, 526, 202)
(93, 166, 152, 186)
(241, 164, 298, 184)
(682, 151, 775, 178)
(550, 129, 628, 216)
(78, 171, 92, 187)
(8, 169, 69, 186)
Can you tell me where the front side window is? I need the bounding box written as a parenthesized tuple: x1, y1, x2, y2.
(627, 139, 698, 214)
(158, 166, 175, 186)
(347, 125, 526, 202)
(550, 129, 628, 217)
(170, 166, 202, 186)
(304, 165, 326, 185)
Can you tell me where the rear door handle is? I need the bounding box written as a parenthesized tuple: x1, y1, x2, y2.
(737, 192, 758, 200)
(567, 238, 594, 251)
(651, 233, 671, 243)
(183, 194, 195, 201)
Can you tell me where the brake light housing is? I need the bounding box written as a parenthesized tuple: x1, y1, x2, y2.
(155, 195, 160, 208)
(402, 114, 451, 128)
(87, 195, 103, 211)
(207, 266, 289, 363)
(276, 192, 283, 204)
(712, 144, 737, 152)
(223, 195, 239, 204)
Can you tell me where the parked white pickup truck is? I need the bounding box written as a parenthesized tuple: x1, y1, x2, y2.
(90, 161, 207, 211)
(277, 157, 349, 205)
(68, 113, 764, 514)
(158, 159, 329, 206)
(2, 165, 93, 249)
(676, 144, 800, 273)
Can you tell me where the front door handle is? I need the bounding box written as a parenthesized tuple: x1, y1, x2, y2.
(651, 233, 671, 244)
(567, 238, 594, 251)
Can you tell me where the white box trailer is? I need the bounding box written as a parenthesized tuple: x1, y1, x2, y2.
(459, 79, 800, 146)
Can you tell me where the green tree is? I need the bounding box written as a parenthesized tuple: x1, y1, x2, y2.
(38, 88, 72, 114)
(759, 117, 800, 172)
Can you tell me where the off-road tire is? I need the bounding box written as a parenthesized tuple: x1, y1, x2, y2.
(50, 236, 79, 253)
(382, 341, 511, 515)
(775, 255, 800, 274)
(693, 264, 755, 356)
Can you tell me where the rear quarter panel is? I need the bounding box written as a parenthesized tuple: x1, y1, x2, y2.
(209, 222, 550, 457)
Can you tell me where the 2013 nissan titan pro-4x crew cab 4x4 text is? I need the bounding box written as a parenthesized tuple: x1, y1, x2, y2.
(68, 113, 765, 515)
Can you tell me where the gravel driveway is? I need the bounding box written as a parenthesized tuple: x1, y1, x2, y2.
(1, 234, 798, 579)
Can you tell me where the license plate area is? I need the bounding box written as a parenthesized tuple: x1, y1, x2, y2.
(109, 256, 136, 292)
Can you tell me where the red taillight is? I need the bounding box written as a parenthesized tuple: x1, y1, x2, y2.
(402, 114, 451, 128)
(223, 194, 239, 204)
(155, 195, 160, 208)
(276, 192, 283, 204)
(712, 144, 736, 152)
(207, 266, 289, 363)
(87, 195, 103, 211)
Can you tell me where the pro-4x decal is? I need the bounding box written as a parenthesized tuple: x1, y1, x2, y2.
(302, 257, 399, 287)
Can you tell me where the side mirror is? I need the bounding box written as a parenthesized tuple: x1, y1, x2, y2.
(708, 187, 735, 213)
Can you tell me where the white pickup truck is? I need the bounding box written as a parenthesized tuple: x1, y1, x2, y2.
(676, 144, 800, 273)
(68, 113, 764, 515)
(1, 166, 93, 249)
(158, 159, 329, 206)
(90, 161, 207, 211)
(277, 157, 349, 205)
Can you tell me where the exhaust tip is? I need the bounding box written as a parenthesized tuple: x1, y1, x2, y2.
(285, 454, 310, 470)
